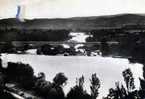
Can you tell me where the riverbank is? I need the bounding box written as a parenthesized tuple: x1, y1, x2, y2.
(1, 54, 143, 98)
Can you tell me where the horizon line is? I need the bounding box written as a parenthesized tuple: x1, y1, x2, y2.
(0, 12, 145, 20)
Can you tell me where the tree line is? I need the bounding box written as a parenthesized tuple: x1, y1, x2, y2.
(0, 58, 144, 99)
(0, 29, 71, 41)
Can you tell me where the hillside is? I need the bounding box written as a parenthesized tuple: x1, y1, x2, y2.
(0, 14, 145, 31)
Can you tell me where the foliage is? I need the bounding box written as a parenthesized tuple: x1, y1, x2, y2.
(53, 72, 68, 87)
(34, 72, 67, 99)
(104, 82, 127, 99)
(122, 68, 135, 92)
(0, 29, 71, 41)
(90, 73, 100, 99)
(0, 42, 15, 53)
(5, 62, 35, 89)
(140, 64, 145, 90)
(37, 44, 66, 55)
(104, 68, 141, 99)
(67, 76, 91, 99)
(0, 57, 145, 99)
(139, 64, 145, 98)
(0, 59, 3, 72)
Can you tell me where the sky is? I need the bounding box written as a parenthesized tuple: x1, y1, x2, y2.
(0, 0, 145, 19)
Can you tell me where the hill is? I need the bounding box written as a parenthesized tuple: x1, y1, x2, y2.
(0, 14, 145, 31)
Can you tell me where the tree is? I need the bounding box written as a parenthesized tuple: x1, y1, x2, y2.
(90, 73, 100, 99)
(139, 64, 145, 98)
(53, 72, 68, 87)
(45, 73, 67, 99)
(104, 82, 128, 99)
(0, 59, 3, 72)
(100, 37, 110, 56)
(0, 72, 6, 90)
(34, 72, 67, 99)
(105, 69, 139, 99)
(6, 62, 35, 89)
(39, 44, 55, 55)
(35, 78, 52, 97)
(37, 72, 46, 80)
(122, 68, 135, 93)
(0, 42, 15, 53)
(67, 76, 91, 99)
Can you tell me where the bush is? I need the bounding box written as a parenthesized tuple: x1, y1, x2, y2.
(0, 42, 16, 53)
(122, 68, 135, 93)
(67, 76, 91, 99)
(53, 72, 68, 86)
(5, 62, 35, 89)
(90, 73, 100, 99)
(34, 72, 67, 99)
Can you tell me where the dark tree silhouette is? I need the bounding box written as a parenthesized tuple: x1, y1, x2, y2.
(37, 72, 46, 80)
(104, 83, 124, 99)
(0, 59, 3, 72)
(6, 62, 35, 89)
(67, 76, 91, 99)
(53, 72, 68, 87)
(104, 82, 136, 99)
(39, 44, 55, 55)
(90, 73, 100, 99)
(140, 64, 145, 89)
(122, 68, 135, 93)
(34, 72, 67, 99)
(105, 69, 140, 99)
(139, 64, 145, 98)
(37, 44, 66, 55)
(100, 37, 110, 56)
(0, 72, 6, 91)
(0, 42, 15, 53)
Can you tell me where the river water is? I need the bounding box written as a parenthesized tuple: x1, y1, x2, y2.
(1, 54, 143, 99)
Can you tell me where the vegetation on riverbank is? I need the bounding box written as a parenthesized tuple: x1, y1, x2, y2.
(0, 57, 145, 99)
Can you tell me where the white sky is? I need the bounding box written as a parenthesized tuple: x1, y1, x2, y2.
(0, 0, 145, 19)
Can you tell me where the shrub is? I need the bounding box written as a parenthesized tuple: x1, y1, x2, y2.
(67, 76, 91, 99)
(53, 73, 68, 87)
(34, 72, 67, 99)
(90, 73, 100, 99)
(6, 62, 35, 89)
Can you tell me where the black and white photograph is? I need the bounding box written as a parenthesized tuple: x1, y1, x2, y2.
(0, 0, 145, 99)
